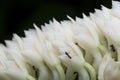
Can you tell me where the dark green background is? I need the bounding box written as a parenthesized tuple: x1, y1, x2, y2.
(0, 0, 115, 43)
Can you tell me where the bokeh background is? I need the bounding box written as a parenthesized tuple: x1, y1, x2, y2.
(0, 0, 116, 43)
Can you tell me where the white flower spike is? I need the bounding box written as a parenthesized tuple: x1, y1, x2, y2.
(1, 1, 120, 80)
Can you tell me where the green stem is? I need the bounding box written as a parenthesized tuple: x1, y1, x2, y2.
(56, 64, 65, 80)
(84, 62, 96, 80)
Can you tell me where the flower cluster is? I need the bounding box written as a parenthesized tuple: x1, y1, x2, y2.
(1, 1, 120, 80)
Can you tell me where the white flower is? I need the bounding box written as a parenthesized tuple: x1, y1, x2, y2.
(97, 6, 120, 62)
(0, 44, 35, 80)
(68, 15, 103, 71)
(110, 1, 120, 18)
(104, 57, 120, 80)
(98, 53, 112, 80)
(1, 1, 120, 80)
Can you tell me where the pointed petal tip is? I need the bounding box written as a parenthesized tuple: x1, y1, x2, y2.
(33, 23, 38, 29)
(67, 15, 75, 23)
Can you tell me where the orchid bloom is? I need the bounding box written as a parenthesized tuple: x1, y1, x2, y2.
(1, 1, 120, 80)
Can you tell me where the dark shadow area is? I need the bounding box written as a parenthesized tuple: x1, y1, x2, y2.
(0, 0, 113, 43)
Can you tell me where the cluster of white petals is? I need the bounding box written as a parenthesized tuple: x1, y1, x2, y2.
(1, 1, 120, 80)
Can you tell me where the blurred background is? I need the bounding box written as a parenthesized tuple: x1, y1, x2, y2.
(0, 0, 116, 43)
